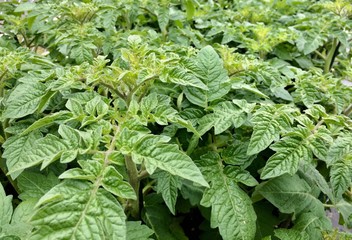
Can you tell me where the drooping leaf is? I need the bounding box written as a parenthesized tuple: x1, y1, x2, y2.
(153, 171, 181, 215)
(20, 111, 73, 136)
(30, 180, 126, 240)
(196, 152, 256, 240)
(184, 46, 230, 108)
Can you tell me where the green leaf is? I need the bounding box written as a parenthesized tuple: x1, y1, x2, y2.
(292, 212, 332, 239)
(153, 171, 181, 215)
(184, 0, 195, 20)
(274, 229, 309, 240)
(17, 172, 59, 201)
(261, 137, 311, 179)
(197, 152, 256, 240)
(144, 194, 187, 240)
(126, 221, 154, 240)
(296, 32, 325, 55)
(247, 109, 281, 155)
(224, 166, 258, 187)
(70, 43, 96, 64)
(335, 200, 352, 227)
(6, 134, 68, 175)
(2, 82, 47, 119)
(0, 183, 13, 226)
(14, 2, 36, 12)
(326, 134, 352, 165)
(221, 141, 254, 167)
(132, 135, 208, 187)
(4, 199, 36, 238)
(257, 174, 325, 216)
(20, 111, 73, 136)
(184, 46, 230, 108)
(2, 131, 43, 179)
(58, 124, 80, 148)
(298, 161, 334, 202)
(30, 180, 126, 240)
(330, 157, 352, 198)
(295, 82, 321, 108)
(198, 101, 246, 135)
(157, 5, 169, 35)
(162, 67, 208, 90)
(101, 166, 137, 200)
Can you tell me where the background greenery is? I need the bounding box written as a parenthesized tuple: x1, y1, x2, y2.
(0, 0, 352, 239)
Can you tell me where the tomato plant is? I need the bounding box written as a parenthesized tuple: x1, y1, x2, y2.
(0, 0, 352, 239)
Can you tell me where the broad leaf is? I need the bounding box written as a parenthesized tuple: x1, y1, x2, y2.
(30, 180, 126, 240)
(6, 134, 68, 174)
(132, 135, 208, 187)
(126, 221, 154, 240)
(247, 108, 281, 155)
(184, 46, 230, 108)
(2, 82, 47, 119)
(198, 101, 246, 135)
(330, 157, 352, 199)
(17, 172, 59, 201)
(197, 152, 256, 240)
(0, 183, 12, 226)
(2, 131, 43, 179)
(153, 171, 181, 215)
(274, 229, 309, 240)
(257, 174, 325, 216)
(261, 137, 311, 179)
(326, 134, 352, 165)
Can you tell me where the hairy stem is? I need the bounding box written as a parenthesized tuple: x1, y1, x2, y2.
(126, 75, 157, 106)
(343, 103, 352, 116)
(124, 155, 140, 218)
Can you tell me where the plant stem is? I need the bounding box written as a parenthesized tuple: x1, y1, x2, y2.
(124, 155, 140, 218)
(126, 75, 157, 106)
(99, 82, 126, 100)
(324, 38, 340, 74)
(343, 103, 352, 116)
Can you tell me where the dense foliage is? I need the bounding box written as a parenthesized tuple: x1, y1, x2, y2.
(0, 0, 352, 239)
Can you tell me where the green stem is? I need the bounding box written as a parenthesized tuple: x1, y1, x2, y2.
(124, 155, 140, 218)
(324, 38, 340, 74)
(343, 103, 352, 116)
(99, 82, 126, 100)
(126, 75, 157, 106)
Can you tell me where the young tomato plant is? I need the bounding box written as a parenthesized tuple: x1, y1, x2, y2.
(0, 0, 352, 239)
